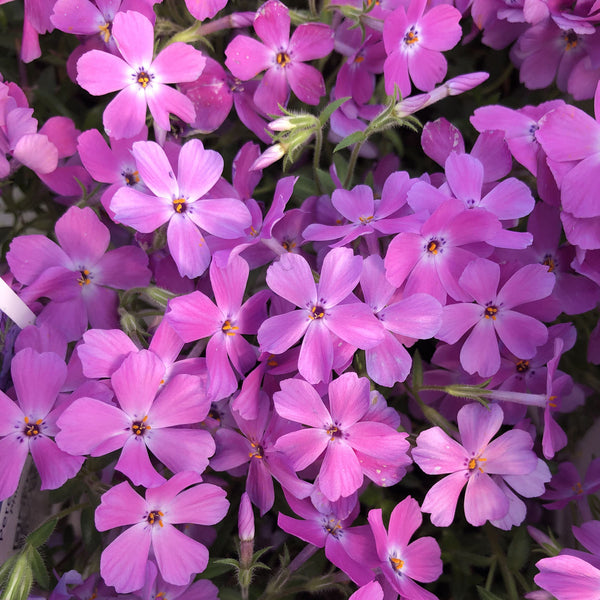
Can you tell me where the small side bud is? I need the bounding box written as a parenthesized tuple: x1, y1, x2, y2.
(238, 493, 255, 570)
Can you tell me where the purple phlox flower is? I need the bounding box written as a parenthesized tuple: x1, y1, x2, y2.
(278, 489, 376, 585)
(535, 521, 600, 600)
(95, 471, 229, 592)
(167, 255, 268, 401)
(437, 258, 555, 377)
(139, 559, 219, 600)
(56, 349, 214, 487)
(0, 348, 84, 501)
(367, 496, 443, 599)
(382, 0, 462, 97)
(178, 57, 271, 143)
(302, 178, 421, 249)
(422, 118, 512, 183)
(413, 402, 543, 527)
(77, 126, 149, 217)
(384, 197, 502, 304)
(0, 82, 59, 178)
(184, 0, 228, 21)
(536, 87, 600, 220)
(76, 318, 207, 386)
(76, 10, 206, 139)
(349, 581, 384, 600)
(225, 0, 334, 114)
(258, 247, 384, 384)
(210, 391, 312, 515)
(273, 373, 411, 501)
(360, 254, 442, 387)
(543, 457, 600, 513)
(51, 0, 156, 52)
(334, 19, 385, 106)
(110, 139, 251, 278)
(6, 205, 152, 341)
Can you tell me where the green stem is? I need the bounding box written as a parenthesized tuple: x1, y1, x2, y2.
(312, 127, 323, 195)
(309, 0, 317, 18)
(343, 140, 364, 189)
(484, 523, 519, 600)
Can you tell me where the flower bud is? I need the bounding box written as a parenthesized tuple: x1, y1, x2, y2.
(238, 492, 255, 543)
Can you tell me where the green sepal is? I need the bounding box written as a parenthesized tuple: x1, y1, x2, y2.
(26, 518, 57, 548)
(319, 97, 350, 126)
(27, 546, 49, 590)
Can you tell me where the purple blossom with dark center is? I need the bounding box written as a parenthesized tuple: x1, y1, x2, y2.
(225, 0, 334, 114)
(257, 247, 384, 384)
(437, 258, 555, 377)
(273, 373, 410, 501)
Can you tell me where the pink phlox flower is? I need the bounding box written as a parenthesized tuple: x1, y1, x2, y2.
(278, 489, 376, 585)
(56, 349, 214, 487)
(303, 177, 421, 249)
(167, 255, 268, 401)
(437, 258, 555, 377)
(273, 373, 411, 501)
(0, 348, 84, 501)
(225, 0, 334, 114)
(543, 457, 600, 513)
(258, 247, 384, 384)
(6, 205, 152, 341)
(413, 402, 543, 527)
(51, 0, 156, 52)
(0, 82, 59, 178)
(184, 0, 228, 21)
(76, 10, 206, 139)
(110, 139, 251, 278)
(382, 0, 462, 97)
(367, 496, 443, 599)
(77, 126, 149, 217)
(178, 56, 271, 142)
(94, 471, 229, 592)
(360, 254, 442, 387)
(384, 197, 503, 304)
(210, 391, 312, 515)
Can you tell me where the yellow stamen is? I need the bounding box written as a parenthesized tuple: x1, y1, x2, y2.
(390, 557, 404, 571)
(276, 52, 291, 67)
(98, 22, 110, 43)
(173, 198, 186, 213)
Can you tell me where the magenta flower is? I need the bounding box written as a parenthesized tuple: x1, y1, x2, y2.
(273, 372, 410, 501)
(95, 471, 229, 592)
(56, 350, 214, 487)
(258, 247, 384, 384)
(382, 0, 462, 96)
(6, 205, 151, 341)
(110, 139, 251, 278)
(437, 258, 555, 377)
(166, 255, 268, 401)
(413, 403, 542, 527)
(225, 0, 334, 114)
(367, 496, 443, 600)
(76, 10, 205, 138)
(0, 348, 84, 501)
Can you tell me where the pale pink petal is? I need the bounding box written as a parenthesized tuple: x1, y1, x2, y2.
(149, 374, 210, 427)
(318, 248, 362, 307)
(109, 188, 172, 233)
(494, 310, 548, 359)
(257, 310, 309, 354)
(388, 495, 422, 548)
(274, 428, 329, 470)
(131, 140, 178, 199)
(286, 62, 326, 105)
(167, 215, 211, 279)
(151, 43, 206, 84)
(535, 556, 600, 600)
(185, 0, 228, 20)
(266, 251, 316, 307)
(187, 198, 251, 239)
(464, 471, 509, 526)
(167, 291, 221, 341)
(484, 429, 537, 475)
(299, 320, 334, 384)
(460, 318, 500, 377)
(404, 536, 443, 582)
(146, 428, 214, 476)
(55, 206, 110, 266)
(206, 333, 238, 401)
(177, 139, 223, 202)
(253, 66, 289, 114)
(0, 434, 29, 501)
(12, 133, 58, 174)
(419, 4, 462, 51)
(319, 440, 363, 501)
(381, 293, 442, 339)
(116, 436, 165, 487)
(325, 303, 384, 349)
(408, 46, 447, 92)
(413, 427, 469, 474)
(225, 35, 273, 80)
(112, 10, 154, 68)
(457, 402, 504, 457)
(166, 481, 229, 525)
(384, 233, 423, 288)
(146, 84, 197, 129)
(76, 50, 131, 95)
(100, 523, 151, 594)
(103, 86, 147, 139)
(274, 377, 330, 427)
(288, 22, 333, 61)
(328, 372, 370, 426)
(254, 0, 290, 50)
(421, 471, 467, 527)
(77, 329, 138, 379)
(445, 152, 483, 204)
(95, 481, 147, 530)
(30, 435, 83, 490)
(7, 235, 69, 284)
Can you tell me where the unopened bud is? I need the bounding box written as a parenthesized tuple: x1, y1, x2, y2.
(250, 143, 286, 170)
(238, 493, 255, 569)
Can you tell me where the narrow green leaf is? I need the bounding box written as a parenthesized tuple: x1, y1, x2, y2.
(27, 547, 49, 590)
(26, 519, 57, 548)
(507, 526, 530, 571)
(319, 96, 350, 126)
(477, 586, 504, 600)
(333, 131, 365, 153)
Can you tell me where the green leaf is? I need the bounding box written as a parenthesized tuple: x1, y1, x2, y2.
(1, 552, 33, 600)
(27, 547, 49, 590)
(476, 586, 505, 600)
(319, 96, 350, 126)
(26, 519, 57, 548)
(412, 351, 423, 390)
(81, 506, 102, 553)
(333, 131, 366, 153)
(201, 559, 239, 578)
(507, 525, 530, 571)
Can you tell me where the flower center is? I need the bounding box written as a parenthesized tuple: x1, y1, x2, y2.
(77, 268, 92, 286)
(572, 482, 584, 495)
(359, 215, 374, 224)
(282, 239, 296, 251)
(98, 22, 111, 43)
(427, 240, 440, 254)
(542, 254, 556, 272)
(172, 198, 187, 213)
(324, 518, 342, 538)
(131, 415, 150, 436)
(147, 510, 164, 527)
(516, 359, 530, 373)
(326, 424, 343, 441)
(276, 52, 291, 67)
(222, 319, 239, 336)
(403, 26, 419, 46)
(249, 441, 264, 459)
(390, 556, 404, 571)
(467, 455, 487, 473)
(136, 69, 153, 88)
(484, 304, 498, 320)
(123, 169, 140, 186)
(564, 29, 578, 50)
(23, 416, 43, 437)
(308, 305, 325, 320)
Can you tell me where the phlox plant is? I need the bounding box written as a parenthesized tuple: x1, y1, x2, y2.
(1, 0, 600, 599)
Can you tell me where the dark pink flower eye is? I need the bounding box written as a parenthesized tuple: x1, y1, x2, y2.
(146, 510, 164, 526)
(136, 69, 152, 88)
(23, 416, 42, 437)
(131, 416, 150, 436)
(308, 305, 325, 319)
(276, 52, 291, 67)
